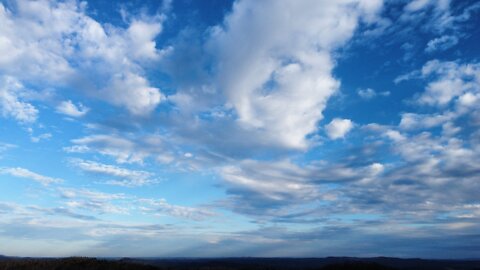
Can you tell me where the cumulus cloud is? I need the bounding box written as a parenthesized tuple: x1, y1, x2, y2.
(325, 118, 354, 139)
(170, 0, 383, 150)
(0, 167, 63, 185)
(0, 0, 166, 115)
(102, 72, 164, 116)
(56, 100, 89, 117)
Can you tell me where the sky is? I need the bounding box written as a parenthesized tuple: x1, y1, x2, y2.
(0, 0, 480, 259)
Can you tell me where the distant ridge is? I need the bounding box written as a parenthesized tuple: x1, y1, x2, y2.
(116, 256, 480, 270)
(0, 256, 479, 270)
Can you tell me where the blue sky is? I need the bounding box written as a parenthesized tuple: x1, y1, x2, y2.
(0, 0, 480, 258)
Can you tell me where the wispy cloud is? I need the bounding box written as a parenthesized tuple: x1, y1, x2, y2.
(71, 159, 158, 187)
(0, 167, 63, 185)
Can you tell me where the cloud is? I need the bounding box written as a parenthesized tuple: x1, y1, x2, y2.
(401, 0, 453, 33)
(57, 187, 215, 221)
(213, 67, 480, 222)
(140, 198, 215, 221)
(351, 58, 480, 222)
(67, 134, 147, 164)
(399, 0, 480, 36)
(0, 0, 166, 116)
(418, 60, 480, 107)
(0, 167, 63, 185)
(325, 118, 354, 139)
(357, 88, 390, 100)
(357, 88, 377, 99)
(395, 59, 480, 109)
(218, 159, 384, 218)
(1, 0, 480, 258)
(56, 100, 89, 117)
(0, 142, 16, 153)
(26, 205, 98, 221)
(30, 132, 52, 143)
(65, 133, 171, 164)
(102, 72, 164, 116)
(358, 130, 480, 220)
(425, 35, 458, 53)
(221, 160, 319, 204)
(166, 0, 383, 150)
(71, 159, 158, 187)
(58, 187, 128, 214)
(0, 76, 38, 123)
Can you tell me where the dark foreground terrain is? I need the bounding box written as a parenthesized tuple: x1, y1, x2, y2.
(0, 256, 479, 270)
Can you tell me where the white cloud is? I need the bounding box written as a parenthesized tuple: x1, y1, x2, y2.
(127, 19, 164, 61)
(0, 142, 16, 154)
(0, 0, 166, 116)
(218, 158, 387, 217)
(72, 159, 157, 187)
(205, 0, 382, 149)
(57, 187, 214, 220)
(140, 198, 215, 221)
(103, 72, 164, 116)
(425, 35, 458, 53)
(357, 88, 390, 100)
(357, 88, 376, 99)
(401, 0, 453, 32)
(419, 60, 480, 107)
(58, 187, 128, 214)
(56, 100, 89, 117)
(0, 167, 63, 185)
(397, 60, 480, 109)
(67, 134, 168, 164)
(68, 135, 144, 164)
(63, 145, 90, 154)
(30, 132, 52, 143)
(59, 187, 125, 201)
(221, 160, 319, 203)
(325, 118, 354, 140)
(403, 0, 450, 14)
(394, 70, 421, 84)
(0, 76, 38, 123)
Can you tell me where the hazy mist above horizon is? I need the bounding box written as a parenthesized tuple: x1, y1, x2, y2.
(0, 0, 479, 258)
